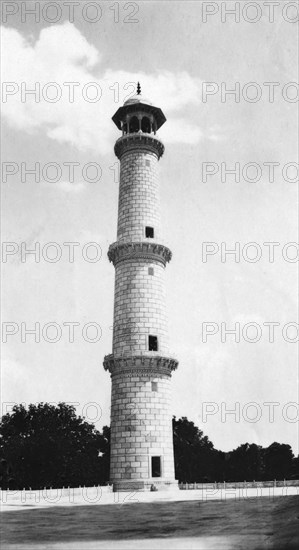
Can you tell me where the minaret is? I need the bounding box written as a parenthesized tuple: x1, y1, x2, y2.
(104, 84, 178, 492)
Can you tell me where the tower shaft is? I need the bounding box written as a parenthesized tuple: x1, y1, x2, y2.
(104, 96, 178, 492)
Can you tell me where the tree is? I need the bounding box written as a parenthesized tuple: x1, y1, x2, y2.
(0, 403, 110, 489)
(263, 442, 294, 480)
(225, 443, 264, 481)
(1, 406, 296, 488)
(172, 416, 217, 482)
(290, 454, 299, 479)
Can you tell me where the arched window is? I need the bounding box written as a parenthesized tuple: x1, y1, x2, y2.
(129, 116, 139, 133)
(141, 116, 151, 133)
(122, 122, 128, 135)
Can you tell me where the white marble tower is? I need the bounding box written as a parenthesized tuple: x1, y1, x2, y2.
(104, 84, 178, 491)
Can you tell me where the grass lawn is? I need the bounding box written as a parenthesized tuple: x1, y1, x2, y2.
(1, 495, 298, 549)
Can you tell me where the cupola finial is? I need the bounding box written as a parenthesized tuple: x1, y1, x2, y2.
(137, 82, 141, 95)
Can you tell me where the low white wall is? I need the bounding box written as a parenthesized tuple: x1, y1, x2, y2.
(1, 483, 298, 510)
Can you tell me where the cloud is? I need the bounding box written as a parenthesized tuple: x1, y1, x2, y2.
(207, 124, 227, 142)
(1, 23, 203, 154)
(47, 180, 86, 194)
(208, 134, 226, 142)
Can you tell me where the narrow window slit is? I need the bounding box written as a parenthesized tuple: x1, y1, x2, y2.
(149, 335, 158, 351)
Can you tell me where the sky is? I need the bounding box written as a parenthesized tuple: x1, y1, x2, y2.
(1, 1, 298, 455)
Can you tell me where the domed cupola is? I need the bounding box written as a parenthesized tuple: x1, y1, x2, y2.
(112, 82, 166, 135)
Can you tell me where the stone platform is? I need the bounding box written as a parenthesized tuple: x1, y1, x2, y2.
(113, 478, 179, 492)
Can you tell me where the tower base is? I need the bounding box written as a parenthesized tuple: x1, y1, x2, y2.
(112, 478, 179, 492)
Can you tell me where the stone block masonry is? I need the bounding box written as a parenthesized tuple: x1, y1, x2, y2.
(113, 259, 169, 357)
(109, 374, 175, 485)
(117, 151, 162, 243)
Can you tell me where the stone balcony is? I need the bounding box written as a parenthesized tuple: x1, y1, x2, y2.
(114, 133, 165, 160)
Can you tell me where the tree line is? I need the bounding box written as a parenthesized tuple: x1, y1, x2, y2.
(0, 403, 297, 489)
